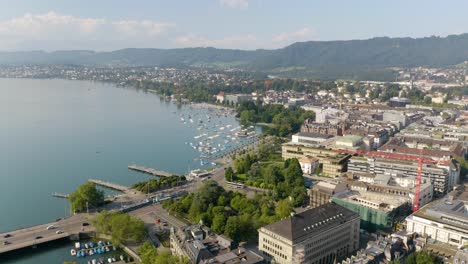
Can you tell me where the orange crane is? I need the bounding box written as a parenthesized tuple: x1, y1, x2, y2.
(413, 149, 424, 212)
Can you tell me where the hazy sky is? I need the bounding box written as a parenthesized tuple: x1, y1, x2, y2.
(0, 0, 467, 51)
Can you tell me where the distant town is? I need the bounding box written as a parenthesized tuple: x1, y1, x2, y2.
(1, 63, 468, 264)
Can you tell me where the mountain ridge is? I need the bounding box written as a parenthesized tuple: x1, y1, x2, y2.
(2, 34, 468, 79)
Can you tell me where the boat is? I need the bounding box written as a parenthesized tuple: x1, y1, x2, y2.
(70, 249, 77, 256)
(75, 242, 81, 249)
(92, 260, 97, 264)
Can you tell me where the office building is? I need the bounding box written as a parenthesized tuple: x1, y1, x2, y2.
(258, 203, 360, 264)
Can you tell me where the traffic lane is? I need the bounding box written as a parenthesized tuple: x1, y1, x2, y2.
(0, 216, 88, 244)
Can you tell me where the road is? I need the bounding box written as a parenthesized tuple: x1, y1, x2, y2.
(0, 214, 91, 254)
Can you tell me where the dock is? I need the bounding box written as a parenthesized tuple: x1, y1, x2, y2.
(128, 165, 176, 177)
(88, 179, 130, 192)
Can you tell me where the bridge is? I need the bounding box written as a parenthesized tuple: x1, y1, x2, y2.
(88, 179, 130, 192)
(0, 215, 92, 254)
(128, 165, 176, 177)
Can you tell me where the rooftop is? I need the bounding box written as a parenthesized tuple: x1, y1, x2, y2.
(260, 203, 358, 243)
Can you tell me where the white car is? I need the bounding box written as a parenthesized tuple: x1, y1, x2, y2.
(46, 225, 56, 230)
(56, 230, 63, 234)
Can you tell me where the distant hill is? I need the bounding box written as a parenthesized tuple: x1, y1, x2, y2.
(2, 34, 468, 80)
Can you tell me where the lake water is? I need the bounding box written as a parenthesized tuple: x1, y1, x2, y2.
(1, 78, 254, 263)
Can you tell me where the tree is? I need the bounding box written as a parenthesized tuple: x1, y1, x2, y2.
(424, 96, 432, 104)
(212, 214, 227, 234)
(138, 241, 190, 264)
(69, 182, 104, 212)
(94, 211, 146, 246)
(225, 167, 234, 182)
(275, 199, 293, 218)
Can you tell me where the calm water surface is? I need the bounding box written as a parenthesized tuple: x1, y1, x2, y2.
(1, 78, 251, 263)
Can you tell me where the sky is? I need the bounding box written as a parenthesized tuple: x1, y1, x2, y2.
(0, 0, 467, 51)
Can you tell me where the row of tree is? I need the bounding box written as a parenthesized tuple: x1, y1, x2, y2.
(228, 156, 307, 207)
(132, 175, 186, 193)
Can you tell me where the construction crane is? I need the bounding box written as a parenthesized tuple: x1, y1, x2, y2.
(264, 80, 272, 93)
(413, 149, 424, 212)
(332, 148, 433, 212)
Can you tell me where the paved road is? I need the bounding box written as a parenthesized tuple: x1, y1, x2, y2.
(0, 214, 91, 254)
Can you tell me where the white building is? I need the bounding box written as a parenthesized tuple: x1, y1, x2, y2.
(299, 156, 319, 175)
(406, 185, 468, 248)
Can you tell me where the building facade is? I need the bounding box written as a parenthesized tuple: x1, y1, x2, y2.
(282, 143, 351, 177)
(406, 185, 468, 248)
(347, 156, 459, 195)
(258, 203, 360, 264)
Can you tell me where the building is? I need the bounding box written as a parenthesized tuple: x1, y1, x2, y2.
(282, 143, 351, 177)
(406, 184, 468, 248)
(258, 203, 360, 264)
(170, 224, 264, 264)
(347, 155, 459, 195)
(310, 181, 349, 208)
(292, 132, 334, 146)
(334, 135, 363, 150)
(224, 94, 253, 105)
(301, 119, 343, 136)
(332, 190, 411, 231)
(216, 92, 225, 103)
(299, 156, 320, 175)
(383, 111, 409, 128)
(389, 97, 411, 107)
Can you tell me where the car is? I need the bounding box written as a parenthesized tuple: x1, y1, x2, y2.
(82, 222, 89, 226)
(46, 225, 56, 230)
(35, 236, 43, 239)
(56, 230, 63, 234)
(3, 241, 10, 245)
(3, 234, 12, 238)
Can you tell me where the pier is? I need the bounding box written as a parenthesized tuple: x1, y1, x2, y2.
(88, 179, 130, 192)
(51, 192, 69, 199)
(128, 165, 176, 177)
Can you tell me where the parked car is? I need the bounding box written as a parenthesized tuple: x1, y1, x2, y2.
(3, 234, 11, 238)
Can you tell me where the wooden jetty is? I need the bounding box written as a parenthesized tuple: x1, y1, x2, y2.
(127, 165, 175, 177)
(88, 179, 130, 192)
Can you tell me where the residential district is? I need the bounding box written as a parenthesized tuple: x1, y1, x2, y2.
(1, 65, 468, 264)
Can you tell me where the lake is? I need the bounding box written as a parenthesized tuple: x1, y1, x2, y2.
(1, 78, 254, 263)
